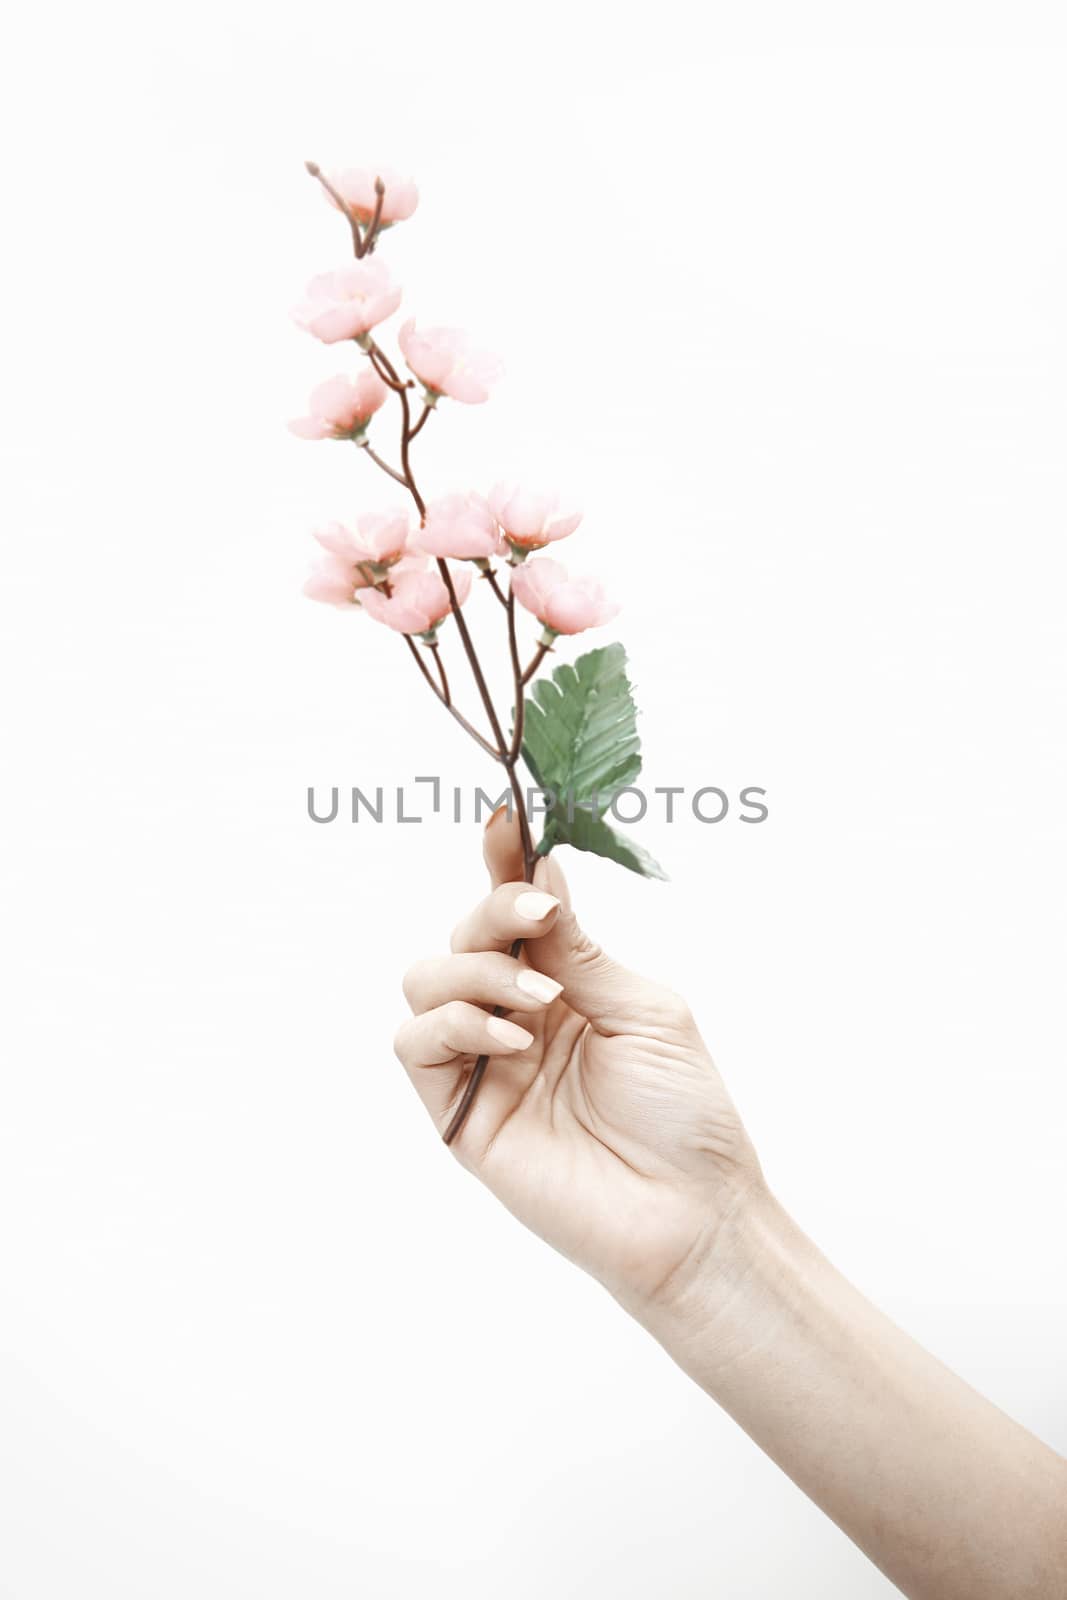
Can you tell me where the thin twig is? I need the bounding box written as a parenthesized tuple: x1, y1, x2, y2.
(365, 340, 429, 522)
(428, 641, 450, 704)
(358, 442, 408, 487)
(506, 588, 526, 762)
(367, 347, 408, 392)
(520, 641, 551, 685)
(443, 585, 536, 1145)
(362, 177, 386, 254)
(402, 636, 500, 758)
(305, 160, 365, 256)
(484, 569, 509, 608)
(434, 558, 507, 748)
(347, 310, 540, 1146)
(407, 403, 432, 442)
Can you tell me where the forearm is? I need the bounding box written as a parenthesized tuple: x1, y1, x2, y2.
(633, 1188, 1067, 1600)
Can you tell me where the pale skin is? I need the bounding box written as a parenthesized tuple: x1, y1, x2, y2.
(394, 811, 1067, 1599)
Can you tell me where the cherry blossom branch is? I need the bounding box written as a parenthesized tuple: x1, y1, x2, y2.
(302, 178, 546, 1144)
(360, 334, 524, 789)
(360, 346, 537, 863)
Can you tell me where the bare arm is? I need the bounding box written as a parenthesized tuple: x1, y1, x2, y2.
(394, 812, 1067, 1597)
(638, 1191, 1067, 1599)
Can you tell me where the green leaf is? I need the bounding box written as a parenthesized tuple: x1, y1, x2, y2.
(551, 804, 668, 880)
(519, 643, 667, 881)
(521, 643, 642, 804)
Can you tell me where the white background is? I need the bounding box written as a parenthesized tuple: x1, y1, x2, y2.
(2, 5, 1065, 1596)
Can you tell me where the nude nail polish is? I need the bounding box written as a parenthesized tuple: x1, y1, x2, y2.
(486, 1016, 534, 1049)
(515, 969, 563, 1003)
(514, 890, 560, 921)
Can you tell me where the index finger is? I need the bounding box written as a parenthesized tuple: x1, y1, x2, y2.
(482, 805, 527, 890)
(450, 880, 561, 955)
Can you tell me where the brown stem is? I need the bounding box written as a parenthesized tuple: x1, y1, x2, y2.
(358, 349, 505, 762)
(304, 160, 366, 257)
(407, 403, 432, 441)
(435, 558, 508, 749)
(506, 587, 526, 762)
(354, 333, 537, 1146)
(366, 339, 404, 388)
(402, 636, 500, 759)
(362, 178, 386, 254)
(365, 339, 428, 521)
(484, 569, 509, 608)
(443, 760, 535, 1147)
(520, 641, 552, 685)
(444, 590, 535, 1146)
(359, 441, 408, 486)
(367, 347, 409, 393)
(428, 641, 450, 704)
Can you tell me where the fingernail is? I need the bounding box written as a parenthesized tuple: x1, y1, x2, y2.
(485, 803, 509, 830)
(515, 891, 560, 922)
(515, 969, 563, 1003)
(486, 1016, 534, 1049)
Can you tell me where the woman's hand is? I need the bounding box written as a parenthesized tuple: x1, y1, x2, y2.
(395, 811, 1067, 1600)
(394, 810, 763, 1315)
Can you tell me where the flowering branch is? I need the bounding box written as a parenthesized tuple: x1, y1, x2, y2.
(292, 158, 629, 1143)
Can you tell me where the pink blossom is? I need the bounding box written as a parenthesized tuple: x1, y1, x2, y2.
(303, 512, 417, 608)
(509, 558, 619, 637)
(488, 482, 582, 553)
(292, 260, 401, 344)
(288, 370, 388, 440)
(323, 166, 419, 226)
(314, 509, 413, 568)
(303, 554, 370, 607)
(303, 550, 426, 608)
(398, 319, 502, 404)
(360, 565, 472, 636)
(415, 493, 503, 560)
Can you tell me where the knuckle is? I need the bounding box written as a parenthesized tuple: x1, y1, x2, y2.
(399, 953, 438, 1004)
(441, 999, 471, 1036)
(656, 986, 693, 1028)
(568, 930, 610, 974)
(401, 958, 429, 1007)
(392, 1018, 413, 1062)
(561, 914, 596, 958)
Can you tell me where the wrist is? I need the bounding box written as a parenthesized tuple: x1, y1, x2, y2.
(623, 1181, 812, 1396)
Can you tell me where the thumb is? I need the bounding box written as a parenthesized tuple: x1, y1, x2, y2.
(526, 850, 665, 1035)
